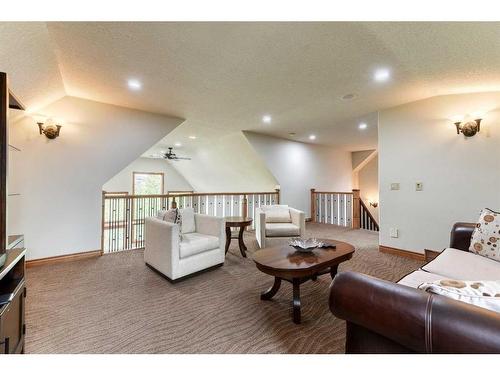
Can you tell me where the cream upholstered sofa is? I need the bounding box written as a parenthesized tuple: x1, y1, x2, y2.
(255, 204, 306, 248)
(144, 208, 225, 282)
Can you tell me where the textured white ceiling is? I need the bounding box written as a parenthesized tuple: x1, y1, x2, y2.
(2, 22, 500, 150)
(0, 22, 66, 111)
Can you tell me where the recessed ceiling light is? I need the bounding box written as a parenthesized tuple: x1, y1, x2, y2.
(127, 79, 142, 90)
(174, 142, 182, 147)
(374, 68, 390, 82)
(358, 123, 368, 130)
(262, 115, 272, 124)
(341, 93, 357, 101)
(188, 135, 197, 140)
(309, 134, 316, 140)
(289, 132, 296, 137)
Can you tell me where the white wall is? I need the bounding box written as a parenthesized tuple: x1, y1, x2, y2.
(244, 132, 353, 216)
(8, 96, 183, 260)
(379, 92, 500, 253)
(103, 157, 193, 194)
(358, 155, 379, 221)
(161, 129, 279, 193)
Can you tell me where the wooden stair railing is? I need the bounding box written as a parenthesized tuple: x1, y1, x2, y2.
(310, 188, 378, 231)
(101, 189, 280, 253)
(310, 189, 358, 228)
(359, 198, 379, 231)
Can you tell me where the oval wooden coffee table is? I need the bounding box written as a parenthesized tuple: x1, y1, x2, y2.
(253, 239, 355, 324)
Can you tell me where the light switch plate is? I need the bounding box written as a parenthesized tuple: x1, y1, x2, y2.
(416, 182, 423, 191)
(390, 228, 399, 238)
(390, 183, 400, 190)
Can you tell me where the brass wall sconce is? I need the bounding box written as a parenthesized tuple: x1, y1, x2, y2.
(369, 201, 378, 208)
(454, 119, 481, 137)
(37, 119, 62, 139)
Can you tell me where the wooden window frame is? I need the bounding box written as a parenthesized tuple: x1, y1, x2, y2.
(132, 172, 164, 195)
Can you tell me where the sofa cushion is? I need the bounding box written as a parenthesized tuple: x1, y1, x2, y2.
(418, 280, 500, 313)
(265, 223, 300, 237)
(179, 232, 220, 259)
(422, 248, 500, 280)
(469, 208, 500, 262)
(261, 205, 292, 223)
(179, 208, 195, 234)
(397, 270, 445, 288)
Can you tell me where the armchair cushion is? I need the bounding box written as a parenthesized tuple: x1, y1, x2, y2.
(265, 223, 300, 237)
(261, 205, 292, 223)
(179, 208, 196, 234)
(469, 208, 500, 261)
(179, 232, 220, 259)
(422, 248, 500, 280)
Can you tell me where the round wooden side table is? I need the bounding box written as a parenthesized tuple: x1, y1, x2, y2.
(224, 216, 253, 258)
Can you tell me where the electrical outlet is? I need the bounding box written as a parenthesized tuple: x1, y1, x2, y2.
(390, 183, 400, 190)
(390, 228, 399, 238)
(416, 182, 423, 191)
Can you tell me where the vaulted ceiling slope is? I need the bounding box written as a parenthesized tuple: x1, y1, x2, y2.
(1, 22, 500, 149)
(0, 23, 65, 111)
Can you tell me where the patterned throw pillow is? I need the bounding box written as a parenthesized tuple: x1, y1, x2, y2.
(157, 209, 183, 241)
(418, 280, 500, 313)
(469, 208, 500, 261)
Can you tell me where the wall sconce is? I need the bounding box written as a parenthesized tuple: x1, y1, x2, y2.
(369, 201, 378, 208)
(454, 118, 482, 137)
(37, 118, 62, 139)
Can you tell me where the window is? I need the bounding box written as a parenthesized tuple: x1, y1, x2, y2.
(133, 172, 164, 195)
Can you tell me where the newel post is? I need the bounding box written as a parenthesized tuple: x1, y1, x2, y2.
(310, 188, 316, 222)
(352, 189, 360, 229)
(242, 194, 248, 218)
(275, 188, 280, 204)
(100, 191, 106, 255)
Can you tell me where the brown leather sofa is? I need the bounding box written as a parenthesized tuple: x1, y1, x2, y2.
(329, 222, 500, 353)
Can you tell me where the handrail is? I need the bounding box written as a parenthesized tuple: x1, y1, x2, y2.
(359, 198, 379, 231)
(312, 191, 354, 195)
(103, 191, 280, 199)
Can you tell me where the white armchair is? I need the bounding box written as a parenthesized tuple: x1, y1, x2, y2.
(144, 211, 225, 282)
(255, 205, 306, 248)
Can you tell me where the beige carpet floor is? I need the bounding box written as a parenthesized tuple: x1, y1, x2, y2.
(25, 223, 423, 354)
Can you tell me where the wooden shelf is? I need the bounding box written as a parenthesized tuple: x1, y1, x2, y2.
(0, 248, 25, 281)
(8, 90, 25, 111)
(7, 235, 23, 250)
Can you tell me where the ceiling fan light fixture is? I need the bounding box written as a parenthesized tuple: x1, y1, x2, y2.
(341, 93, 357, 101)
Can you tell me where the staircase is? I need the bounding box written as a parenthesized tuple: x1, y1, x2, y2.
(359, 199, 379, 231)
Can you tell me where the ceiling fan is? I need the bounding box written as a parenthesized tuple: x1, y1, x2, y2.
(158, 147, 191, 161)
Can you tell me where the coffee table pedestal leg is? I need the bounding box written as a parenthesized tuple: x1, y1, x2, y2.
(261, 277, 281, 300)
(330, 264, 339, 279)
(292, 278, 301, 324)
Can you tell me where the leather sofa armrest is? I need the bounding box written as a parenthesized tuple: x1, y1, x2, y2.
(330, 271, 500, 353)
(450, 222, 475, 251)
